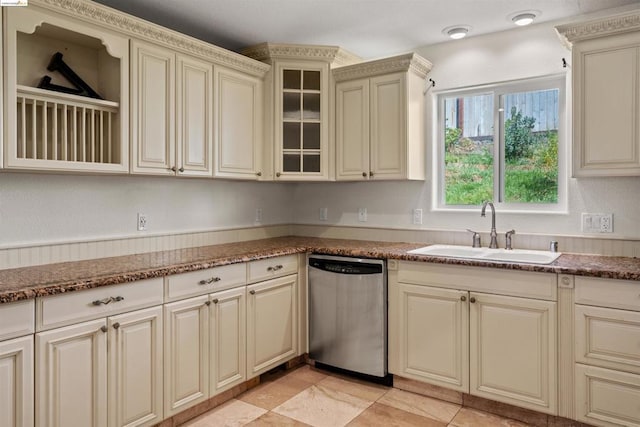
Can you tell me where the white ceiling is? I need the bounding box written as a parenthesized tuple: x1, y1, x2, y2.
(94, 0, 640, 58)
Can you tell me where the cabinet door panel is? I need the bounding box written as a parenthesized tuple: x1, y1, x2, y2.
(370, 73, 405, 179)
(164, 296, 209, 416)
(176, 54, 213, 177)
(210, 287, 246, 393)
(108, 306, 163, 427)
(215, 68, 262, 178)
(336, 79, 370, 180)
(394, 284, 468, 391)
(0, 335, 34, 427)
(131, 40, 175, 175)
(36, 319, 107, 427)
(247, 275, 297, 378)
(470, 293, 556, 414)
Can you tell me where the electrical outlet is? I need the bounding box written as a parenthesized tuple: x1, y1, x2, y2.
(581, 213, 613, 233)
(137, 213, 147, 231)
(319, 207, 328, 221)
(358, 207, 367, 222)
(413, 208, 423, 225)
(255, 208, 263, 223)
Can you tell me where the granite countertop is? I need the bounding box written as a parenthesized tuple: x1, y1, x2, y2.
(0, 236, 638, 304)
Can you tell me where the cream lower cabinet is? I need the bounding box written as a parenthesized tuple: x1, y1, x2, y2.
(390, 261, 557, 415)
(0, 335, 34, 427)
(573, 276, 640, 426)
(36, 307, 163, 427)
(246, 274, 298, 378)
(164, 287, 246, 417)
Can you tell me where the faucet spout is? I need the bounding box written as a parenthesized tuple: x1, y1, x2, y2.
(481, 201, 498, 249)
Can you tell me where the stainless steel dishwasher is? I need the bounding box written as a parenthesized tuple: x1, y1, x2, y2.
(308, 254, 388, 380)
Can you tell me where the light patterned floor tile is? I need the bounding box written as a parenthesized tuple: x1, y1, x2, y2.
(238, 374, 314, 410)
(378, 388, 461, 423)
(347, 402, 449, 427)
(317, 375, 389, 402)
(181, 399, 267, 427)
(245, 411, 311, 426)
(448, 407, 531, 427)
(272, 384, 372, 427)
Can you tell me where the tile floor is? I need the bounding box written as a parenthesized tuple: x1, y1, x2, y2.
(181, 365, 529, 427)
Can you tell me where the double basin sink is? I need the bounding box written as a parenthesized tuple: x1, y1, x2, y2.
(407, 244, 561, 265)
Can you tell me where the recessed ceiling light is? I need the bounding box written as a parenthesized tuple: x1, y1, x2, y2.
(510, 11, 538, 26)
(443, 25, 471, 40)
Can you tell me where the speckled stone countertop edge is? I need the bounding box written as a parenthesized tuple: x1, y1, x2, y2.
(0, 236, 638, 304)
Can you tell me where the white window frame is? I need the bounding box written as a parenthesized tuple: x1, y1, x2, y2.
(433, 74, 568, 214)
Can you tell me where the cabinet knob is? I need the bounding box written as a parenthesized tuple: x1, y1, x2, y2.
(469, 297, 476, 303)
(369, 171, 374, 177)
(113, 322, 120, 330)
(100, 325, 108, 333)
(256, 171, 262, 177)
(561, 276, 570, 285)
(276, 172, 281, 178)
(460, 295, 467, 302)
(204, 301, 211, 306)
(178, 167, 184, 173)
(170, 166, 176, 172)
(250, 290, 256, 295)
(212, 298, 219, 304)
(362, 172, 367, 177)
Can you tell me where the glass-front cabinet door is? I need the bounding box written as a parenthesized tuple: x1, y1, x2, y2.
(276, 62, 329, 180)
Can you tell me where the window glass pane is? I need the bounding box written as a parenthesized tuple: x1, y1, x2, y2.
(283, 122, 301, 150)
(303, 123, 320, 149)
(502, 89, 559, 203)
(443, 94, 494, 205)
(302, 93, 320, 120)
(283, 93, 301, 120)
(283, 153, 301, 172)
(303, 71, 321, 90)
(283, 70, 300, 89)
(303, 154, 320, 172)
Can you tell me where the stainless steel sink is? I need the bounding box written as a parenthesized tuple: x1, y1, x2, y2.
(407, 244, 561, 265)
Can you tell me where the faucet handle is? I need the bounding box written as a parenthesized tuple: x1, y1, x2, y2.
(505, 229, 516, 250)
(467, 229, 482, 248)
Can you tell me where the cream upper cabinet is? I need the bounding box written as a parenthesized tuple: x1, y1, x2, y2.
(334, 54, 431, 181)
(557, 11, 640, 177)
(131, 40, 213, 176)
(0, 335, 34, 427)
(242, 43, 360, 181)
(390, 261, 557, 415)
(214, 67, 263, 179)
(3, 4, 129, 173)
(246, 274, 298, 378)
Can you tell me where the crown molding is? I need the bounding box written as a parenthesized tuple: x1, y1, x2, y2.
(242, 43, 361, 67)
(555, 10, 640, 47)
(29, 0, 270, 77)
(332, 53, 432, 82)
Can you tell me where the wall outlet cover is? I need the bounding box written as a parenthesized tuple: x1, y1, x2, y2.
(137, 213, 147, 231)
(319, 207, 328, 221)
(358, 207, 367, 222)
(413, 208, 423, 225)
(581, 213, 613, 233)
(255, 208, 263, 223)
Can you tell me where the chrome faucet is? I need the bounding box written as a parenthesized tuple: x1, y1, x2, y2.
(480, 201, 498, 249)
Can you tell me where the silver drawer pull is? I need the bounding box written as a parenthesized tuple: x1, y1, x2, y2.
(92, 296, 124, 306)
(267, 265, 283, 272)
(199, 277, 221, 285)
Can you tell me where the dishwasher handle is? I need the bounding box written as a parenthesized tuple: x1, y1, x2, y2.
(309, 257, 383, 275)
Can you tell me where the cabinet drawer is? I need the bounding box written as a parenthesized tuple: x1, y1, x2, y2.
(575, 276, 640, 311)
(0, 299, 34, 341)
(247, 255, 298, 283)
(36, 278, 163, 331)
(165, 263, 246, 302)
(575, 304, 640, 374)
(575, 364, 640, 427)
(397, 261, 557, 301)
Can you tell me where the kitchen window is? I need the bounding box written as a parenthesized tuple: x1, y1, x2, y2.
(436, 75, 566, 211)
